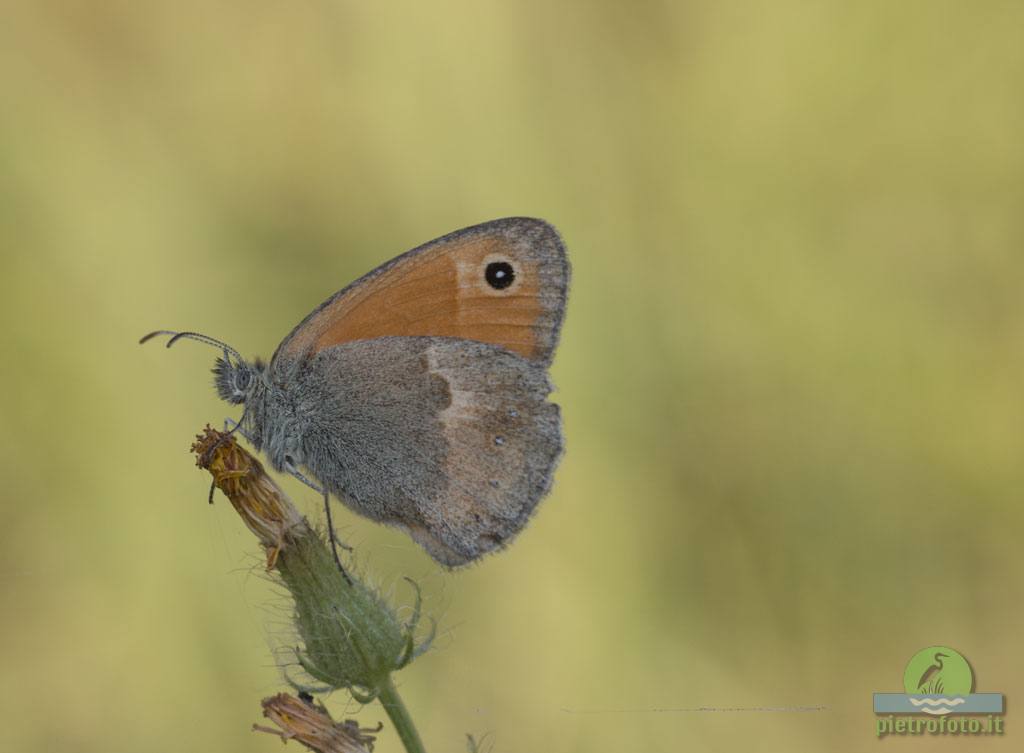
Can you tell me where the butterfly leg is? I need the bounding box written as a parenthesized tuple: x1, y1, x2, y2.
(283, 461, 325, 495)
(223, 416, 254, 442)
(282, 460, 353, 584)
(323, 489, 353, 585)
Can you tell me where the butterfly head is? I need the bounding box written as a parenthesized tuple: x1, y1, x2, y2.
(213, 354, 264, 405)
(140, 329, 266, 406)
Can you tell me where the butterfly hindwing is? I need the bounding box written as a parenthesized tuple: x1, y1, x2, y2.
(291, 336, 562, 565)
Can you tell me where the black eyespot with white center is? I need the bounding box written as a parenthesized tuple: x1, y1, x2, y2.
(485, 261, 515, 290)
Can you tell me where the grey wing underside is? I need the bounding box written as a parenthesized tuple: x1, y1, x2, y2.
(293, 336, 563, 566)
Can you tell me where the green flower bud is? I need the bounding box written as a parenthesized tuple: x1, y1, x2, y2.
(281, 535, 430, 699)
(193, 427, 433, 703)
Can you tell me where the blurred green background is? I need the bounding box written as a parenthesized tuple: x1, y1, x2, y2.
(2, 2, 1022, 751)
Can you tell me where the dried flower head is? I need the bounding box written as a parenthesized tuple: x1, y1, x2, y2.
(192, 426, 304, 568)
(255, 692, 382, 753)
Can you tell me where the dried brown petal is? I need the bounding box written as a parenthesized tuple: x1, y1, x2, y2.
(255, 693, 381, 753)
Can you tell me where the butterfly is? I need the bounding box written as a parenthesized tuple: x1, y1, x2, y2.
(143, 218, 569, 567)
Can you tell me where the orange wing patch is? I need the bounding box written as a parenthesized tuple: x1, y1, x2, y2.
(273, 218, 568, 365)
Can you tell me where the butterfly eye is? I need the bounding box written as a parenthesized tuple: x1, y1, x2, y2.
(235, 369, 251, 391)
(484, 260, 515, 290)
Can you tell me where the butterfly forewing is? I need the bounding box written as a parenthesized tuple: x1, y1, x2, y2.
(271, 217, 568, 367)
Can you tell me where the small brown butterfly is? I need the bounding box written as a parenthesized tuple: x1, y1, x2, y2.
(145, 218, 569, 566)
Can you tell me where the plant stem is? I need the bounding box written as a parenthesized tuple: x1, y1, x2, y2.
(378, 675, 427, 753)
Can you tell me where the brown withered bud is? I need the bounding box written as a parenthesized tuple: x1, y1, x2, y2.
(192, 426, 305, 568)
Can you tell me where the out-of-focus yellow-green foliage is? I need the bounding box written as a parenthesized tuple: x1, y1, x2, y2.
(1, 2, 1021, 751)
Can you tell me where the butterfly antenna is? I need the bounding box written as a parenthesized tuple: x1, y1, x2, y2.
(139, 330, 245, 364)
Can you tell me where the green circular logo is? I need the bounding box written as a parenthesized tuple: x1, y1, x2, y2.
(903, 646, 973, 695)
